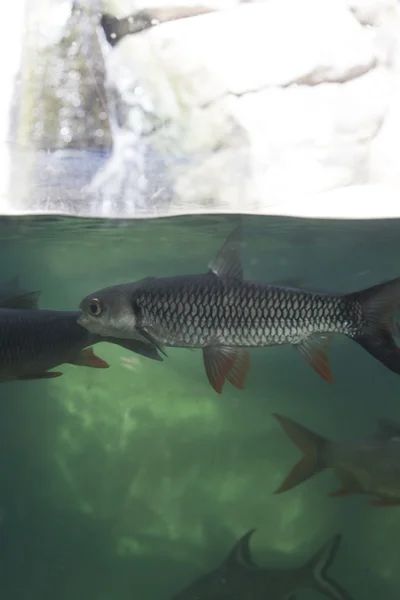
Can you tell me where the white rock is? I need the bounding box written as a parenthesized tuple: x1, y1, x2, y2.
(7, 0, 400, 218)
(117, 0, 379, 98)
(346, 0, 400, 26)
(104, 0, 240, 15)
(104, 0, 392, 216)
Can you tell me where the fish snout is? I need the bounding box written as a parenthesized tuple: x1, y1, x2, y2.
(77, 312, 91, 329)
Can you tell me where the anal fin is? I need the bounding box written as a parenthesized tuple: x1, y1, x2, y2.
(18, 371, 63, 380)
(330, 468, 361, 498)
(203, 346, 250, 394)
(70, 347, 109, 369)
(296, 335, 333, 383)
(367, 498, 400, 507)
(226, 349, 250, 390)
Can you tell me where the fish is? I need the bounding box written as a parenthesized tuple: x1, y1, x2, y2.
(77, 226, 400, 394)
(274, 412, 400, 507)
(0, 292, 162, 382)
(100, 6, 216, 47)
(171, 529, 354, 600)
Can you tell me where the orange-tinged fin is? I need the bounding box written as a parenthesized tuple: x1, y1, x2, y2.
(1, 290, 41, 310)
(296, 335, 333, 383)
(273, 413, 329, 494)
(203, 347, 236, 394)
(226, 349, 250, 390)
(18, 371, 63, 380)
(367, 498, 400, 507)
(347, 277, 400, 375)
(71, 347, 109, 369)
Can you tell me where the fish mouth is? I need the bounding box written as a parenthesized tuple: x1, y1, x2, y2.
(77, 313, 90, 329)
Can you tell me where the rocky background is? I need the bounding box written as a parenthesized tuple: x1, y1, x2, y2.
(7, 0, 400, 217)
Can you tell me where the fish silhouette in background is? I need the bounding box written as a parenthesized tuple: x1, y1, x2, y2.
(78, 225, 400, 394)
(0, 276, 35, 308)
(0, 287, 162, 382)
(100, 6, 217, 47)
(171, 529, 354, 600)
(274, 412, 400, 507)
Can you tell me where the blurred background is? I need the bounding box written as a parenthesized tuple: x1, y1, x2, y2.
(2, 0, 400, 218)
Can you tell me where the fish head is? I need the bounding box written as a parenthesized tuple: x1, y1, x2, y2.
(78, 283, 140, 339)
(170, 530, 259, 600)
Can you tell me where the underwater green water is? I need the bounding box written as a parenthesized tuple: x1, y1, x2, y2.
(1, 213, 400, 599)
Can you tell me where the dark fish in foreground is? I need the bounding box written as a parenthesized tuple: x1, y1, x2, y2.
(100, 6, 216, 47)
(0, 293, 162, 382)
(78, 226, 400, 394)
(171, 529, 353, 600)
(274, 412, 400, 507)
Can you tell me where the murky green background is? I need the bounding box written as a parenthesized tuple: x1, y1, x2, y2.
(0, 214, 399, 599)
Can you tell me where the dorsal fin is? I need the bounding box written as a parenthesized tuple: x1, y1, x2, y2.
(208, 225, 243, 280)
(376, 418, 400, 440)
(224, 529, 259, 570)
(0, 291, 41, 310)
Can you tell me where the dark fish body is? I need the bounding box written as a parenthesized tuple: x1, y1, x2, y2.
(171, 529, 354, 600)
(274, 413, 400, 507)
(0, 307, 162, 382)
(78, 227, 400, 393)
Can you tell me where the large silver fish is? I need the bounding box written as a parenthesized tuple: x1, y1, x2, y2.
(78, 226, 400, 393)
(171, 529, 354, 600)
(0, 292, 162, 382)
(274, 413, 400, 507)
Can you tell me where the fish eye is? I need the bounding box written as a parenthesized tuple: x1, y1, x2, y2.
(88, 298, 102, 316)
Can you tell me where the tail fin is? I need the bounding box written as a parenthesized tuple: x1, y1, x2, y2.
(348, 277, 400, 375)
(303, 535, 354, 600)
(273, 413, 329, 494)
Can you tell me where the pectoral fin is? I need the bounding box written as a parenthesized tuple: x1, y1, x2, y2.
(107, 338, 163, 361)
(135, 326, 167, 357)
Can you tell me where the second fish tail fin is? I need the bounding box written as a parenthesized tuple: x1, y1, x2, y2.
(348, 277, 400, 375)
(272, 413, 330, 494)
(302, 534, 355, 600)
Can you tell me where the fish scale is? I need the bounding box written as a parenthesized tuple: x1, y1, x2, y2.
(78, 226, 400, 394)
(135, 276, 355, 348)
